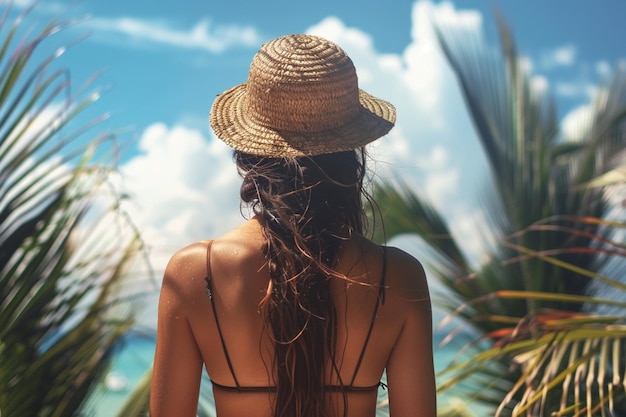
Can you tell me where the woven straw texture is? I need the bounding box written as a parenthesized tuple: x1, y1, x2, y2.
(210, 34, 396, 157)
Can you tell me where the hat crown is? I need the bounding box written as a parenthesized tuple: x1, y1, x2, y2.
(245, 35, 361, 133)
(209, 34, 395, 157)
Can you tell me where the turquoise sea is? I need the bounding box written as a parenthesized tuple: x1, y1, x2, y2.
(86, 331, 486, 416)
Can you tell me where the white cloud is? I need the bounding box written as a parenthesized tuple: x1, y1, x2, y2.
(561, 103, 594, 142)
(519, 55, 534, 73)
(425, 168, 459, 206)
(415, 146, 460, 208)
(531, 75, 549, 94)
(417, 145, 450, 171)
(596, 60, 612, 77)
(555, 81, 597, 100)
(86, 16, 261, 53)
(123, 0, 487, 259)
(306, 1, 485, 190)
(117, 123, 244, 275)
(541, 44, 577, 69)
(118, 1, 494, 328)
(448, 208, 494, 267)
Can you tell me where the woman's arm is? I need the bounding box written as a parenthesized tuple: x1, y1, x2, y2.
(150, 247, 204, 417)
(386, 249, 437, 417)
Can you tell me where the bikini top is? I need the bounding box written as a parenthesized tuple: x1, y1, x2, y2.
(204, 241, 388, 394)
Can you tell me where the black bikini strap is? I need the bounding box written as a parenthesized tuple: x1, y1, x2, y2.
(379, 246, 387, 305)
(349, 246, 387, 386)
(205, 241, 241, 390)
(210, 379, 277, 393)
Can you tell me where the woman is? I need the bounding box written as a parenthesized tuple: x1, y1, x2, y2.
(150, 34, 436, 417)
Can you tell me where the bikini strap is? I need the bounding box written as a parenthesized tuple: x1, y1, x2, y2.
(349, 245, 387, 386)
(205, 240, 241, 390)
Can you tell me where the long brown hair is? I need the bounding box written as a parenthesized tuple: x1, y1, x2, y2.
(236, 149, 368, 417)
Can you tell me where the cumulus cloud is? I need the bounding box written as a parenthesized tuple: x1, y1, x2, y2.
(561, 102, 595, 143)
(86, 16, 261, 53)
(307, 3, 488, 264)
(531, 75, 549, 94)
(555, 81, 597, 100)
(541, 44, 577, 69)
(596, 60, 612, 77)
(119, 1, 494, 326)
(117, 123, 244, 271)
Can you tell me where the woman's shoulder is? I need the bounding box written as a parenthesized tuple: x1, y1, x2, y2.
(350, 236, 428, 296)
(165, 221, 266, 287)
(380, 244, 429, 303)
(356, 236, 425, 278)
(384, 245, 426, 277)
(161, 241, 211, 304)
(168, 219, 264, 268)
(165, 240, 210, 278)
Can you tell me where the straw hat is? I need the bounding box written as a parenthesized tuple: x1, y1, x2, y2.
(209, 34, 396, 157)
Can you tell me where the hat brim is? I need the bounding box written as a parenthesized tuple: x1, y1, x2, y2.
(209, 83, 396, 158)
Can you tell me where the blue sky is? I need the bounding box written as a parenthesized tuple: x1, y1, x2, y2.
(7, 0, 625, 324)
(28, 0, 624, 132)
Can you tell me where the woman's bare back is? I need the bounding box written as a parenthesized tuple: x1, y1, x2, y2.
(151, 217, 435, 417)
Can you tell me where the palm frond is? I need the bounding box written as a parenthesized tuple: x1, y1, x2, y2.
(437, 220, 626, 415)
(0, 5, 149, 417)
(376, 7, 626, 414)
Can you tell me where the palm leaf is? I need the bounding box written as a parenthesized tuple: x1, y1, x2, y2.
(375, 8, 626, 414)
(0, 5, 149, 417)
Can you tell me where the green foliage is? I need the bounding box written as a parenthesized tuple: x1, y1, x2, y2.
(0, 6, 148, 417)
(374, 11, 626, 417)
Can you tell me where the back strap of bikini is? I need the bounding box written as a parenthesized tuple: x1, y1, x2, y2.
(349, 245, 387, 386)
(205, 240, 241, 390)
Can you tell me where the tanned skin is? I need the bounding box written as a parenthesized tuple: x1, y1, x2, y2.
(150, 217, 436, 417)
